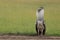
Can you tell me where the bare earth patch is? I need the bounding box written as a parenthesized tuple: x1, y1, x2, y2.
(0, 35, 60, 40)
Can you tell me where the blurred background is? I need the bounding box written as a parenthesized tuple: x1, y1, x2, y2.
(0, 0, 60, 36)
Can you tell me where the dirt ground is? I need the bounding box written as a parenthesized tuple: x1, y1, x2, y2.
(0, 35, 60, 40)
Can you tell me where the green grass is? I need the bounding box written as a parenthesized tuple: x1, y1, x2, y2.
(0, 0, 60, 36)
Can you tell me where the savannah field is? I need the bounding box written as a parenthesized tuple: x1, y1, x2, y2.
(0, 0, 60, 40)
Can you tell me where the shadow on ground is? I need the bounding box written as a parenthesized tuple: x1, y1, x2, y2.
(0, 32, 37, 36)
(0, 32, 60, 36)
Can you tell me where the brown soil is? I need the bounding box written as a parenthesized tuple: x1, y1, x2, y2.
(0, 35, 60, 40)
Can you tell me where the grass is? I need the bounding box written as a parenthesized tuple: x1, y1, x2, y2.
(0, 0, 60, 36)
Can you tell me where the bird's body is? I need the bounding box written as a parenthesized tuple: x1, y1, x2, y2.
(35, 7, 46, 36)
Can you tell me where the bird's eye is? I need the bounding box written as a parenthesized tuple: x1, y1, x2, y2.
(38, 9, 41, 12)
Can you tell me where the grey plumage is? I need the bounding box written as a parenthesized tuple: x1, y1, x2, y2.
(35, 7, 46, 36)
